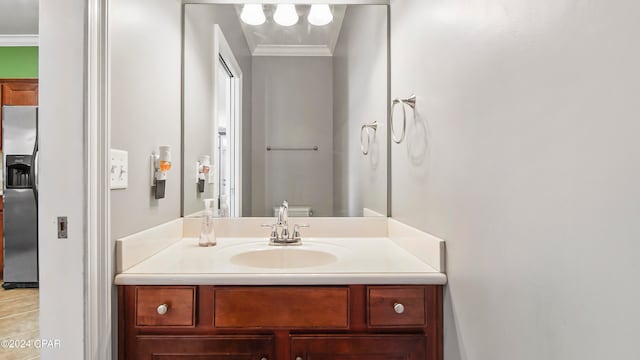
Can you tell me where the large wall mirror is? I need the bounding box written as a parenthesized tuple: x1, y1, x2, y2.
(183, 2, 389, 218)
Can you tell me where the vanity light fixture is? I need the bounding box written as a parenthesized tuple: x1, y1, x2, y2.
(240, 4, 266, 26)
(273, 4, 298, 26)
(308, 4, 333, 26)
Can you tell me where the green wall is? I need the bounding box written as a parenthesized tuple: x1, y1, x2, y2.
(0, 47, 38, 78)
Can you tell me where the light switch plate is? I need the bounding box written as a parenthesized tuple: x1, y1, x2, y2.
(110, 149, 128, 189)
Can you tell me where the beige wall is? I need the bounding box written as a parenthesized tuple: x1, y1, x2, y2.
(390, 0, 640, 358)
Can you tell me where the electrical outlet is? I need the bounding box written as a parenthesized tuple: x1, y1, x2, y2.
(110, 149, 128, 189)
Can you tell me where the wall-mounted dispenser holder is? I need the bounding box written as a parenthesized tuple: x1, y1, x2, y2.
(196, 155, 211, 193)
(150, 146, 172, 199)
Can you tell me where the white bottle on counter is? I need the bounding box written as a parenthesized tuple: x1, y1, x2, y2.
(198, 198, 216, 247)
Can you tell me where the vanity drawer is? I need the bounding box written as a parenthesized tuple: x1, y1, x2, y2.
(214, 287, 349, 329)
(368, 286, 426, 327)
(135, 286, 196, 327)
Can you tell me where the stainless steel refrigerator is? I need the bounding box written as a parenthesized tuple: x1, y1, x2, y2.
(2, 105, 38, 289)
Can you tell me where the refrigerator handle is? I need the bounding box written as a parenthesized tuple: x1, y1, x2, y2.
(32, 146, 39, 204)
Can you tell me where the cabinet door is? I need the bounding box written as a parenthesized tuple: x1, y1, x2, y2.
(135, 335, 274, 360)
(1, 82, 38, 105)
(290, 334, 426, 360)
(0, 81, 38, 150)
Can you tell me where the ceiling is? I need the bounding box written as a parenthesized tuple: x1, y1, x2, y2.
(236, 5, 347, 56)
(0, 0, 38, 35)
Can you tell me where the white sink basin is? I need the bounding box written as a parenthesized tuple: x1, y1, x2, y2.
(230, 248, 338, 269)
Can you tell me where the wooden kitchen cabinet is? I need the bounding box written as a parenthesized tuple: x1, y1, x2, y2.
(1, 81, 39, 106)
(119, 285, 443, 360)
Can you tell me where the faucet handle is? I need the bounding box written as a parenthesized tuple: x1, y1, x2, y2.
(261, 224, 278, 242)
(292, 224, 310, 240)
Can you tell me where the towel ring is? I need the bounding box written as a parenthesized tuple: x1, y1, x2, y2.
(360, 121, 378, 155)
(390, 94, 416, 144)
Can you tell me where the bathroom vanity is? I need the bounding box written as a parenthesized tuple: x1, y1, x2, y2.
(115, 218, 446, 360)
(118, 284, 442, 359)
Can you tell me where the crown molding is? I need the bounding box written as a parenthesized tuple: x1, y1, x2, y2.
(0, 35, 39, 46)
(252, 44, 333, 56)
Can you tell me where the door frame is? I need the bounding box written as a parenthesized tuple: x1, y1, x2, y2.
(86, 0, 112, 358)
(212, 24, 243, 216)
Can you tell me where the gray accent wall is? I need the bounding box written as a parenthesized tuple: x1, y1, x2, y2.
(183, 4, 253, 216)
(333, 5, 388, 216)
(390, 0, 640, 359)
(110, 0, 182, 239)
(251, 56, 334, 216)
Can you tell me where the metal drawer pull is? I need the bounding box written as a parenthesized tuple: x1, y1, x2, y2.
(393, 302, 405, 314)
(261, 358, 268, 360)
(296, 357, 303, 360)
(156, 304, 168, 315)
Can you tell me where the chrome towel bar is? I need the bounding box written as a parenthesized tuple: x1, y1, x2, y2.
(266, 146, 319, 151)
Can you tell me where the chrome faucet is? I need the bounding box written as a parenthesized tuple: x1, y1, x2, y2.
(277, 200, 289, 239)
(262, 200, 308, 246)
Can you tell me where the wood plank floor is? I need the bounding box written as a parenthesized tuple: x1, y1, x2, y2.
(0, 281, 40, 360)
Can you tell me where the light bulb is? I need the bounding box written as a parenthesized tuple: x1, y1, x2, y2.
(240, 4, 266, 26)
(274, 4, 298, 26)
(308, 4, 333, 26)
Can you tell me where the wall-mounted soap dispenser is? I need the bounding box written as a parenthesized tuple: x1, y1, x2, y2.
(196, 155, 211, 193)
(151, 146, 172, 199)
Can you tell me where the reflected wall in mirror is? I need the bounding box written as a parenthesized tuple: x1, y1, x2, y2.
(183, 3, 388, 218)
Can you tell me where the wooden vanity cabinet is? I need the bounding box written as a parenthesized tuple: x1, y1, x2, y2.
(135, 335, 275, 359)
(119, 285, 443, 360)
(290, 334, 426, 360)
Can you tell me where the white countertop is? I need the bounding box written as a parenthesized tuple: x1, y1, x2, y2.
(114, 237, 447, 286)
(114, 217, 447, 286)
